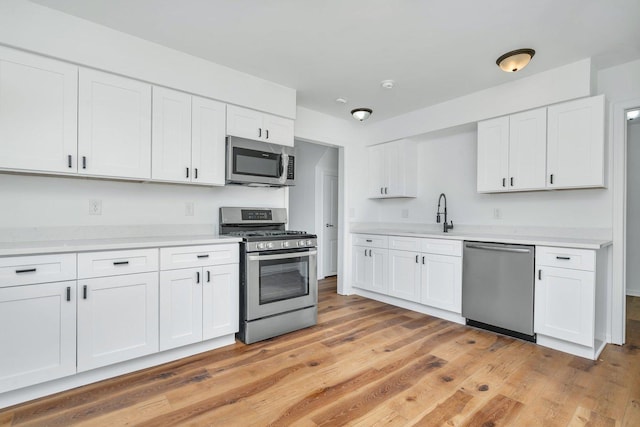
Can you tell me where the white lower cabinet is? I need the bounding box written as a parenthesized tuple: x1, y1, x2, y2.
(388, 249, 421, 301)
(352, 235, 389, 294)
(159, 245, 239, 351)
(420, 253, 462, 313)
(0, 281, 76, 393)
(534, 246, 606, 359)
(77, 272, 159, 372)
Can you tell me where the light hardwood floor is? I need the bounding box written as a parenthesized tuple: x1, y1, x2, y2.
(1, 279, 639, 426)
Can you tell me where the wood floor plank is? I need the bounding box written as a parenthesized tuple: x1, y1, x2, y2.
(1, 280, 639, 426)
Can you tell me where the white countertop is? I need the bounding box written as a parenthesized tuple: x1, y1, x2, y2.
(0, 234, 242, 257)
(351, 224, 612, 250)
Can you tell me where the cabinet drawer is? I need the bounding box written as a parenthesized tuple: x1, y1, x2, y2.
(78, 249, 158, 279)
(0, 253, 76, 287)
(160, 244, 239, 270)
(389, 236, 421, 252)
(536, 246, 595, 271)
(421, 239, 462, 257)
(352, 234, 388, 249)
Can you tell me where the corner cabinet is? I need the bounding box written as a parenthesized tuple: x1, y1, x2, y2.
(367, 139, 417, 198)
(227, 104, 294, 147)
(78, 68, 152, 179)
(477, 95, 605, 193)
(0, 46, 78, 174)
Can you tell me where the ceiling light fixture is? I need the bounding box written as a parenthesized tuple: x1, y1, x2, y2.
(496, 48, 536, 72)
(351, 108, 372, 121)
(380, 80, 395, 89)
(335, 97, 348, 104)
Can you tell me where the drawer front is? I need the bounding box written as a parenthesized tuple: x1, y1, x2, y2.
(0, 253, 76, 287)
(78, 249, 159, 279)
(352, 234, 388, 249)
(389, 236, 421, 252)
(160, 244, 239, 270)
(536, 246, 595, 271)
(421, 239, 462, 257)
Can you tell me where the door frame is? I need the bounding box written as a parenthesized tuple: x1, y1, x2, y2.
(611, 97, 640, 345)
(315, 167, 339, 280)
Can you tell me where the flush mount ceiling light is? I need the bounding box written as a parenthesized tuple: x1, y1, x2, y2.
(335, 97, 348, 104)
(351, 108, 372, 121)
(380, 79, 395, 89)
(496, 48, 536, 72)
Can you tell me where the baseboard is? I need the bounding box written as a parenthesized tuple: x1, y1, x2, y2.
(626, 289, 640, 297)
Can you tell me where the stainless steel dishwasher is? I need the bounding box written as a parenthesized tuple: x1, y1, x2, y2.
(462, 241, 535, 342)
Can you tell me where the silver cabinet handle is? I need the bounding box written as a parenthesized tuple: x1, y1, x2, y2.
(502, 178, 506, 187)
(415, 255, 419, 263)
(258, 128, 262, 138)
(385, 187, 388, 194)
(510, 177, 514, 186)
(266, 129, 269, 139)
(82, 156, 87, 169)
(538, 269, 542, 280)
(550, 174, 554, 184)
(326, 223, 334, 227)
(422, 256, 425, 264)
(380, 187, 384, 194)
(68, 155, 73, 168)
(556, 256, 571, 260)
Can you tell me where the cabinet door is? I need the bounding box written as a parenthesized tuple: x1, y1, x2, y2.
(477, 116, 509, 192)
(385, 141, 402, 197)
(159, 268, 203, 351)
(78, 68, 152, 179)
(420, 254, 461, 313)
(226, 105, 264, 141)
(369, 248, 389, 294)
(0, 46, 78, 174)
(388, 250, 421, 302)
(508, 108, 547, 191)
(151, 87, 192, 182)
(262, 114, 294, 147)
(367, 144, 387, 198)
(77, 272, 159, 372)
(547, 95, 605, 188)
(352, 245, 370, 289)
(534, 266, 594, 346)
(0, 281, 76, 393)
(192, 96, 226, 185)
(203, 264, 239, 340)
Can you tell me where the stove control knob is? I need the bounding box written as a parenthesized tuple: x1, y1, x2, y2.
(306, 240, 313, 246)
(267, 242, 274, 249)
(299, 240, 307, 247)
(282, 241, 290, 248)
(257, 243, 265, 249)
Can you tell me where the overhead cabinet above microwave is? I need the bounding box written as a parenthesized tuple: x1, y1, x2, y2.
(227, 105, 294, 147)
(477, 95, 605, 193)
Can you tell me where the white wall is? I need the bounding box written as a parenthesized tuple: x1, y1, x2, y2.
(626, 120, 640, 296)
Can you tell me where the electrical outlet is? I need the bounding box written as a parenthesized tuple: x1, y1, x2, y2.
(493, 208, 502, 219)
(401, 209, 409, 219)
(185, 202, 194, 216)
(89, 199, 102, 215)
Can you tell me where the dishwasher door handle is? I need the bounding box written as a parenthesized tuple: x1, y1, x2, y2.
(465, 244, 532, 254)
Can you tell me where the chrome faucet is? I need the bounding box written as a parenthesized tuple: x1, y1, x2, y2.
(436, 193, 454, 233)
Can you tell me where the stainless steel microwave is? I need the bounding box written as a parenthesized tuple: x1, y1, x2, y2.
(226, 136, 295, 187)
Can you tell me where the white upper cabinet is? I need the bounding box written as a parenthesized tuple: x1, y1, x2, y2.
(547, 95, 605, 189)
(152, 87, 192, 182)
(368, 139, 417, 198)
(191, 96, 226, 185)
(477, 116, 509, 192)
(78, 68, 152, 179)
(227, 104, 294, 146)
(477, 108, 546, 192)
(0, 46, 78, 174)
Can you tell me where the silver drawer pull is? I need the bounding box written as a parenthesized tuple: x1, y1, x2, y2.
(556, 256, 571, 260)
(113, 261, 129, 266)
(16, 268, 37, 274)
(197, 254, 210, 259)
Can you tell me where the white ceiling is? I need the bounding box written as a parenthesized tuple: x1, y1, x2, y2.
(30, 0, 640, 122)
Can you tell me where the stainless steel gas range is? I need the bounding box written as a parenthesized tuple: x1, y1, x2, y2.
(219, 207, 318, 344)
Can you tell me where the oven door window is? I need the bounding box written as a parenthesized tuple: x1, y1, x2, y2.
(259, 255, 309, 304)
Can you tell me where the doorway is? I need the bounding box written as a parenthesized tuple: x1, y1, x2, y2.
(288, 140, 339, 280)
(626, 108, 640, 344)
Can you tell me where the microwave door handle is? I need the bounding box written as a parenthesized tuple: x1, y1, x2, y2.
(248, 250, 317, 262)
(279, 154, 285, 179)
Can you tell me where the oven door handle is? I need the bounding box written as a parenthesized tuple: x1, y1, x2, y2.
(248, 250, 317, 261)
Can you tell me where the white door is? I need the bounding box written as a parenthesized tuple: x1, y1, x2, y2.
(477, 116, 509, 192)
(0, 281, 76, 393)
(226, 105, 263, 141)
(203, 264, 239, 339)
(388, 250, 421, 302)
(159, 268, 203, 351)
(534, 266, 595, 346)
(508, 108, 547, 191)
(191, 96, 226, 185)
(78, 68, 152, 179)
(77, 272, 159, 372)
(547, 95, 605, 188)
(0, 46, 78, 174)
(151, 87, 192, 182)
(322, 172, 339, 277)
(420, 254, 462, 313)
(367, 144, 387, 197)
(262, 114, 294, 146)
